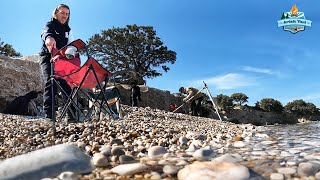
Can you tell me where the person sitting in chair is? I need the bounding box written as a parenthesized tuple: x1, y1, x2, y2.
(179, 87, 203, 116)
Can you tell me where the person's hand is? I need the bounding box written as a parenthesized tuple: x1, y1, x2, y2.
(50, 55, 59, 63)
(183, 98, 187, 102)
(45, 36, 56, 52)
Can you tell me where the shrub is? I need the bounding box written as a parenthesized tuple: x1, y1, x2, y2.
(215, 94, 234, 112)
(284, 99, 318, 115)
(259, 98, 283, 112)
(230, 93, 248, 106)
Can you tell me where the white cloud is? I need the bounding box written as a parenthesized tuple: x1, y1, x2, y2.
(241, 66, 274, 75)
(241, 65, 288, 78)
(193, 73, 257, 90)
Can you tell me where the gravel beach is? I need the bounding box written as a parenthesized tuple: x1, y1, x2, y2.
(1, 106, 320, 180)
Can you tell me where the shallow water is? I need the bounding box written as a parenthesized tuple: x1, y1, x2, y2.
(228, 122, 320, 179)
(265, 122, 320, 149)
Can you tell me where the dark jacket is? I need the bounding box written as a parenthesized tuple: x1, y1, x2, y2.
(130, 85, 141, 100)
(40, 18, 71, 55)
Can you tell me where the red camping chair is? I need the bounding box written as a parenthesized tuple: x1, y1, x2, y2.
(49, 39, 120, 124)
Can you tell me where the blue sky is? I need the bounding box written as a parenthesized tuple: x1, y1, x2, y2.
(1, 0, 320, 107)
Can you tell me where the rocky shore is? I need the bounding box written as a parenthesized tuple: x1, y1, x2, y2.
(1, 105, 320, 180)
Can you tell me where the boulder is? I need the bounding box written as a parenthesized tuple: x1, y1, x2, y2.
(0, 144, 94, 180)
(0, 55, 43, 111)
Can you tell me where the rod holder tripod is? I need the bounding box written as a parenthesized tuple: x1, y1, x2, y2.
(173, 81, 223, 121)
(203, 81, 223, 121)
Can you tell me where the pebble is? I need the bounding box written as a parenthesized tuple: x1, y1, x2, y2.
(163, 165, 179, 175)
(185, 143, 199, 153)
(192, 149, 215, 160)
(179, 136, 188, 145)
(92, 153, 109, 167)
(58, 171, 79, 180)
(111, 163, 149, 176)
(147, 146, 167, 158)
(270, 173, 284, 180)
(213, 153, 244, 162)
(233, 141, 246, 148)
(178, 161, 250, 180)
(118, 155, 136, 164)
(277, 167, 297, 175)
(111, 146, 125, 156)
(297, 162, 320, 177)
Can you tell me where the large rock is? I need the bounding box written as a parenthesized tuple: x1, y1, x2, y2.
(0, 55, 43, 111)
(0, 144, 94, 180)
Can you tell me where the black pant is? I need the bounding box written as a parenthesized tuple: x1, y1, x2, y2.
(190, 96, 203, 116)
(130, 86, 141, 107)
(130, 95, 139, 107)
(40, 54, 73, 119)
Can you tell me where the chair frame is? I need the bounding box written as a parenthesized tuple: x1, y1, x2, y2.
(49, 39, 121, 126)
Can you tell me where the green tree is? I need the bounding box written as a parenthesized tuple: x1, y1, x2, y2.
(215, 94, 234, 112)
(230, 93, 248, 106)
(0, 39, 21, 57)
(284, 99, 318, 115)
(86, 24, 177, 84)
(259, 98, 283, 112)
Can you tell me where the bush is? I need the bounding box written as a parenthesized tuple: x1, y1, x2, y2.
(230, 93, 248, 106)
(201, 102, 213, 117)
(259, 98, 283, 112)
(284, 99, 318, 115)
(215, 94, 234, 112)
